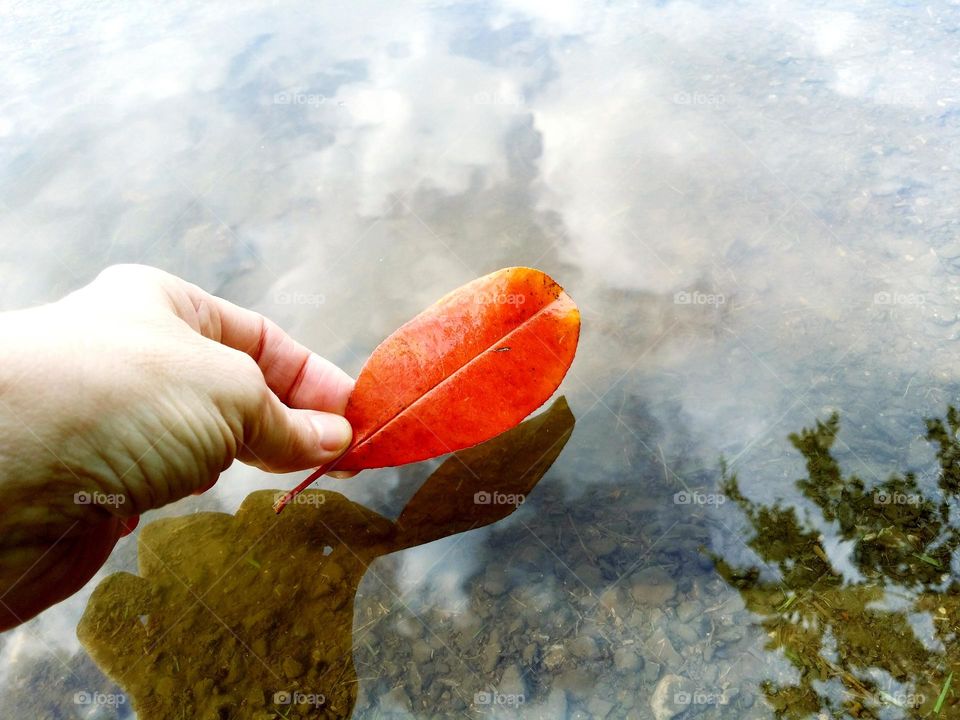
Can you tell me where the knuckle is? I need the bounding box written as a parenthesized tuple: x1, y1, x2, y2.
(94, 264, 174, 294)
(96, 263, 152, 283)
(237, 353, 268, 389)
(230, 354, 272, 421)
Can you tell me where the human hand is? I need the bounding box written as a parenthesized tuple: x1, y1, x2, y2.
(0, 264, 354, 629)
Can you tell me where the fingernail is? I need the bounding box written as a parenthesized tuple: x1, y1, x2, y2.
(313, 414, 352, 453)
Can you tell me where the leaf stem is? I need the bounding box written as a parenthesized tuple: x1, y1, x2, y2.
(272, 461, 335, 513)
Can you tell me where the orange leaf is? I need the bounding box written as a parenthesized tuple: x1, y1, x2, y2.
(274, 266, 580, 512)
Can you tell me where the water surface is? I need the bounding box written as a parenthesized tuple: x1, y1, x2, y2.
(2, 1, 960, 718)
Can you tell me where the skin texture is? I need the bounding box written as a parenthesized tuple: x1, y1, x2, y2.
(0, 264, 354, 631)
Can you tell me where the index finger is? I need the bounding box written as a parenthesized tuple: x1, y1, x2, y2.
(183, 285, 354, 413)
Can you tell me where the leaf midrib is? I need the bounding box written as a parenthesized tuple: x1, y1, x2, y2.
(347, 295, 566, 458)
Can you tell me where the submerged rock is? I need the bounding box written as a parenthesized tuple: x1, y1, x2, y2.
(411, 640, 433, 664)
(613, 646, 642, 672)
(644, 628, 682, 668)
(542, 644, 565, 672)
(675, 599, 701, 623)
(524, 687, 567, 719)
(499, 663, 526, 698)
(630, 567, 677, 605)
(379, 685, 412, 713)
(482, 569, 509, 596)
(587, 695, 616, 718)
(569, 634, 600, 660)
(649, 674, 696, 720)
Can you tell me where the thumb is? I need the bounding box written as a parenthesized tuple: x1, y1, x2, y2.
(238, 388, 353, 473)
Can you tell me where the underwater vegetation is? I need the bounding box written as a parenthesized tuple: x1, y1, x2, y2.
(716, 408, 960, 718)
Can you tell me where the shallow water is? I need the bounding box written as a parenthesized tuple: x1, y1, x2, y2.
(2, 0, 960, 718)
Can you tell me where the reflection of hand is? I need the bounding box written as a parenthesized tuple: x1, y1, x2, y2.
(78, 397, 574, 720)
(0, 264, 354, 629)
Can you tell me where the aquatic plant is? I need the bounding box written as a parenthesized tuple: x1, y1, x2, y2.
(716, 409, 960, 718)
